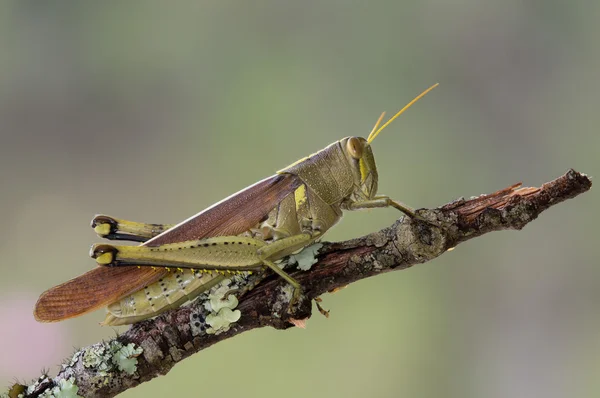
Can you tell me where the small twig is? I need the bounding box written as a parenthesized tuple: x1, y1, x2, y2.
(13, 169, 591, 398)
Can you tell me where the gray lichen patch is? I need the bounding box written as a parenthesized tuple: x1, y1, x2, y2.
(82, 341, 143, 377)
(66, 352, 82, 369)
(395, 220, 446, 263)
(365, 232, 389, 248)
(272, 283, 295, 317)
(25, 375, 52, 396)
(501, 199, 537, 228)
(371, 252, 397, 271)
(189, 309, 207, 337)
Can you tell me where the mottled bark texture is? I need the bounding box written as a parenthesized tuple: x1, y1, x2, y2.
(14, 169, 591, 398)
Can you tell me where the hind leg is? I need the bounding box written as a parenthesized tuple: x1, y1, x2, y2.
(91, 214, 174, 242)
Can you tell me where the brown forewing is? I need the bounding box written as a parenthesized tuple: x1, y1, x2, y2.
(34, 173, 301, 322)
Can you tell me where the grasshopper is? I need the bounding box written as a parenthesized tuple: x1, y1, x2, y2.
(34, 83, 438, 326)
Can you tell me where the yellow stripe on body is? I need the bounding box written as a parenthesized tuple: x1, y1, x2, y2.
(294, 184, 308, 210)
(359, 158, 368, 182)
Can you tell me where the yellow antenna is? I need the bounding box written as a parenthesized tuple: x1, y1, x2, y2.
(367, 82, 439, 144)
(367, 111, 386, 141)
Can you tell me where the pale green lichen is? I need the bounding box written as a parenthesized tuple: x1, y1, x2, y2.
(202, 280, 232, 312)
(51, 378, 81, 398)
(82, 345, 106, 369)
(210, 294, 238, 312)
(289, 243, 322, 271)
(113, 343, 143, 375)
(82, 341, 143, 377)
(201, 279, 241, 334)
(205, 307, 241, 334)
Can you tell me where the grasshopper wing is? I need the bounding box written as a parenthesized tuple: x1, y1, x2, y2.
(34, 174, 301, 322)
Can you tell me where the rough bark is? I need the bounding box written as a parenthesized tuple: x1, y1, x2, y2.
(10, 169, 591, 398)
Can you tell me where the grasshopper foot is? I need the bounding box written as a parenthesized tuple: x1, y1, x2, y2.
(286, 285, 306, 315)
(410, 211, 441, 229)
(289, 286, 302, 309)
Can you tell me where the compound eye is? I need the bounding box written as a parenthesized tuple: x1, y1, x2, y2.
(347, 137, 363, 159)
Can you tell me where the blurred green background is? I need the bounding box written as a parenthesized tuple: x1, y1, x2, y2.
(1, 1, 598, 397)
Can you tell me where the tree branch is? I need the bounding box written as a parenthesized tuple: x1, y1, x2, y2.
(12, 169, 591, 398)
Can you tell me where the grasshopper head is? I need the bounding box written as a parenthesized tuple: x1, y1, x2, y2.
(343, 83, 439, 201)
(341, 136, 379, 201)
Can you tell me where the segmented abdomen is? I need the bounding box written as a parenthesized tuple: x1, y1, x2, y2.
(103, 270, 225, 326)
